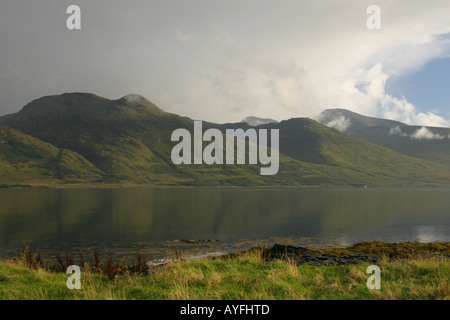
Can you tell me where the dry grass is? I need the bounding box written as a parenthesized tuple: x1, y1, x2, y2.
(0, 243, 448, 300)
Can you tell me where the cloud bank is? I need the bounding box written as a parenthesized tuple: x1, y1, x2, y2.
(410, 127, 446, 140)
(389, 126, 408, 137)
(389, 125, 449, 140)
(325, 116, 352, 133)
(0, 1, 450, 127)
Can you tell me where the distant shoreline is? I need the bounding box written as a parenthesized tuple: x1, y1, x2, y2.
(2, 183, 450, 190)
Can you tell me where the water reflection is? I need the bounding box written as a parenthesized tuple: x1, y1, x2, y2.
(0, 188, 449, 260)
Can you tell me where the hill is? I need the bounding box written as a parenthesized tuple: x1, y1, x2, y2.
(217, 118, 450, 186)
(1, 93, 450, 187)
(319, 109, 450, 165)
(0, 126, 101, 185)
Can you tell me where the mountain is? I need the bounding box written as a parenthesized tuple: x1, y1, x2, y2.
(318, 109, 450, 165)
(0, 126, 101, 186)
(218, 118, 450, 186)
(1, 93, 450, 187)
(0, 93, 276, 185)
(241, 116, 278, 126)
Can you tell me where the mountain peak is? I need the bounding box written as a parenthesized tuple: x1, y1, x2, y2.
(119, 94, 149, 104)
(115, 94, 164, 115)
(242, 116, 278, 126)
(318, 108, 404, 133)
(10, 92, 166, 122)
(16, 92, 109, 118)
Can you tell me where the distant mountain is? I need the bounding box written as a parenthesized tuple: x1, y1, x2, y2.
(235, 118, 450, 186)
(318, 109, 450, 165)
(1, 93, 450, 187)
(318, 109, 403, 132)
(242, 116, 278, 126)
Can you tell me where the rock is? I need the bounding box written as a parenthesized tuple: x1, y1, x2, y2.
(262, 244, 382, 266)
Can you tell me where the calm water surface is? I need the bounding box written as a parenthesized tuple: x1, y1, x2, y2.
(0, 188, 449, 261)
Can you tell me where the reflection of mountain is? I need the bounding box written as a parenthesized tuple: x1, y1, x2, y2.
(317, 189, 450, 234)
(1, 93, 450, 186)
(1, 189, 449, 257)
(0, 189, 311, 249)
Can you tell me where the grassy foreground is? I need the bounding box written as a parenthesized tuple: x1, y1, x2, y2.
(0, 246, 449, 300)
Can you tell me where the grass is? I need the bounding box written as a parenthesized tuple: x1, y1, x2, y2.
(0, 246, 448, 300)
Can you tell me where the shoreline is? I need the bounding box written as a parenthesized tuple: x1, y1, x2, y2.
(3, 183, 450, 190)
(1, 241, 449, 300)
(3, 241, 449, 271)
(226, 241, 450, 265)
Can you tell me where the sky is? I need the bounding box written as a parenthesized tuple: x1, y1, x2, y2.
(1, 0, 450, 127)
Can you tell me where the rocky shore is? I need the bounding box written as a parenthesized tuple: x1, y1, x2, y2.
(221, 241, 450, 266)
(264, 245, 381, 266)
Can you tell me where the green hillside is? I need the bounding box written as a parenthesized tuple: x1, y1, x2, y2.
(0, 93, 449, 187)
(319, 109, 450, 165)
(0, 126, 101, 185)
(217, 118, 450, 186)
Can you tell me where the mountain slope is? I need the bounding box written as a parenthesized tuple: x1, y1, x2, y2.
(319, 109, 450, 165)
(218, 118, 450, 186)
(1, 93, 450, 187)
(0, 126, 102, 185)
(0, 93, 279, 185)
(0, 93, 185, 183)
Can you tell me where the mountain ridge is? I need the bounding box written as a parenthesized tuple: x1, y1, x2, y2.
(1, 93, 449, 187)
(241, 116, 279, 126)
(318, 108, 450, 165)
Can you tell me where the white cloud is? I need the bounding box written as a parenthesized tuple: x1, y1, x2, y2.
(123, 94, 146, 104)
(389, 126, 408, 137)
(325, 116, 352, 133)
(181, 8, 450, 125)
(410, 127, 446, 140)
(355, 63, 450, 127)
(2, 1, 450, 126)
